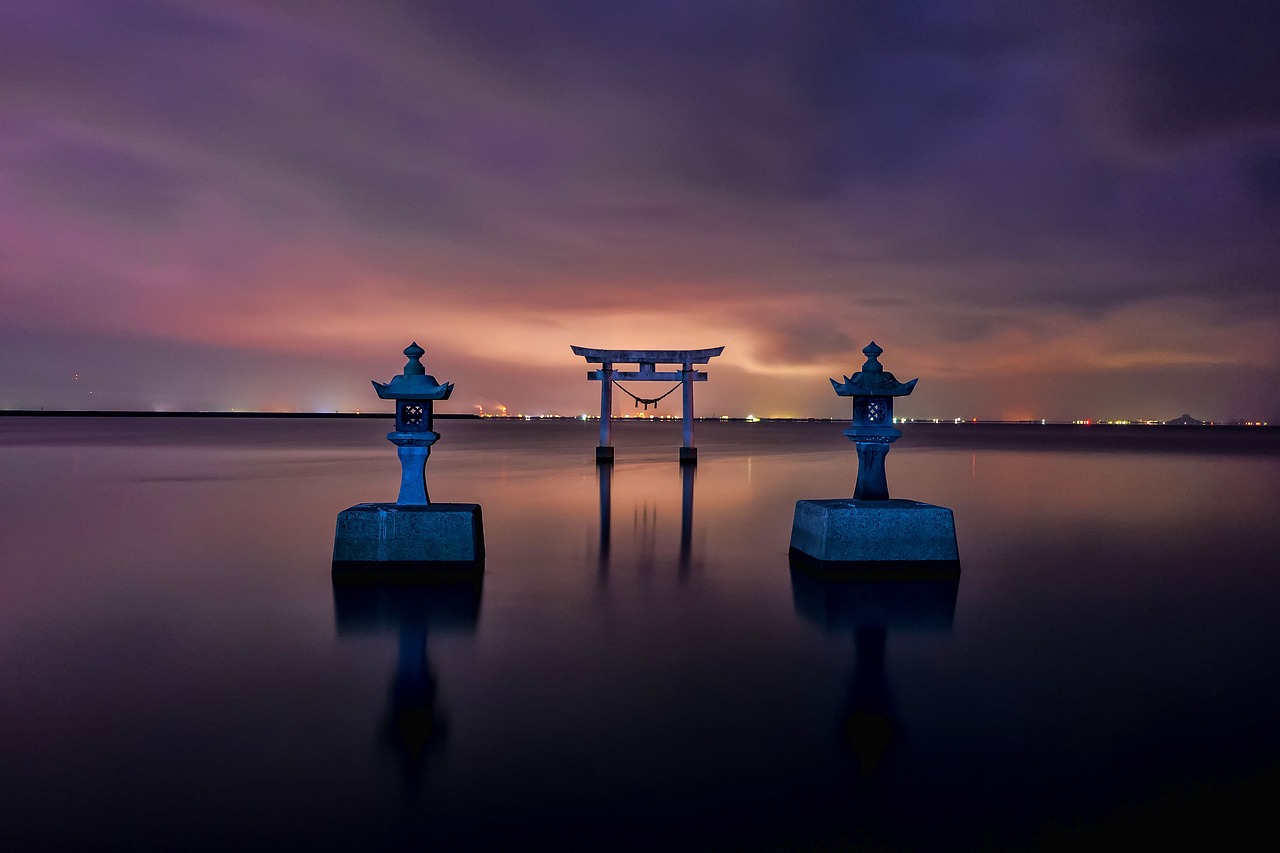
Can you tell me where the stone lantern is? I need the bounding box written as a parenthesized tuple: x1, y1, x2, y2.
(789, 341, 958, 576)
(831, 341, 918, 500)
(373, 342, 453, 505)
(333, 343, 484, 576)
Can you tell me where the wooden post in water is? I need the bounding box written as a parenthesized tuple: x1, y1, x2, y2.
(680, 360, 696, 462)
(597, 361, 613, 460)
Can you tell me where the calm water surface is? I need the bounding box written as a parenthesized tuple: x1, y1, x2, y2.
(1, 418, 1278, 850)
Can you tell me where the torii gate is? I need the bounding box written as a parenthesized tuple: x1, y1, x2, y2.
(571, 346, 725, 463)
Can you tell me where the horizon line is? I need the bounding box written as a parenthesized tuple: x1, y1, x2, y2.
(0, 409, 1269, 427)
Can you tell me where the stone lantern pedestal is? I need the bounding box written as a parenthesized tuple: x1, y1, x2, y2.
(790, 498, 958, 570)
(333, 503, 484, 568)
(333, 343, 484, 578)
(789, 342, 958, 577)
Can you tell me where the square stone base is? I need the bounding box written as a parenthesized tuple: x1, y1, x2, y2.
(333, 503, 484, 578)
(790, 498, 959, 576)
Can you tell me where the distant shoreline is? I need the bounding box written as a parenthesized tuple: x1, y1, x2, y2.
(0, 409, 455, 419)
(0, 410, 1271, 428)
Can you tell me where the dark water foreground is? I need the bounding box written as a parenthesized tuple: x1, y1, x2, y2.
(1, 419, 1278, 850)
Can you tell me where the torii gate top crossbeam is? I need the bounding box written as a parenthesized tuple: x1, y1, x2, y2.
(570, 346, 724, 365)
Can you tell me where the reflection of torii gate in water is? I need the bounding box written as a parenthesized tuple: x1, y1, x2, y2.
(571, 346, 725, 463)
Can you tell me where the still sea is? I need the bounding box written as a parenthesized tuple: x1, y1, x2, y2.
(1, 417, 1278, 850)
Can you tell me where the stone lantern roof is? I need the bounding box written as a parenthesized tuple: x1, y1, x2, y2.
(830, 342, 919, 398)
(372, 342, 453, 401)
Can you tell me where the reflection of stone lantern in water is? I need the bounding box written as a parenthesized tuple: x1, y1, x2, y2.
(333, 343, 484, 572)
(790, 571, 957, 780)
(835, 342, 917, 501)
(332, 580, 483, 790)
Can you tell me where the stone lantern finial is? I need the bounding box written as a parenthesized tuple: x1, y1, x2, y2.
(403, 342, 426, 375)
(861, 342, 884, 373)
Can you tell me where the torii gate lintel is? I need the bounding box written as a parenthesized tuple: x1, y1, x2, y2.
(571, 345, 725, 463)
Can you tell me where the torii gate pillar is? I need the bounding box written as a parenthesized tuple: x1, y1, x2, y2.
(571, 346, 725, 464)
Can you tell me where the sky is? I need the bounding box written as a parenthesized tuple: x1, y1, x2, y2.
(2, 0, 1278, 421)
